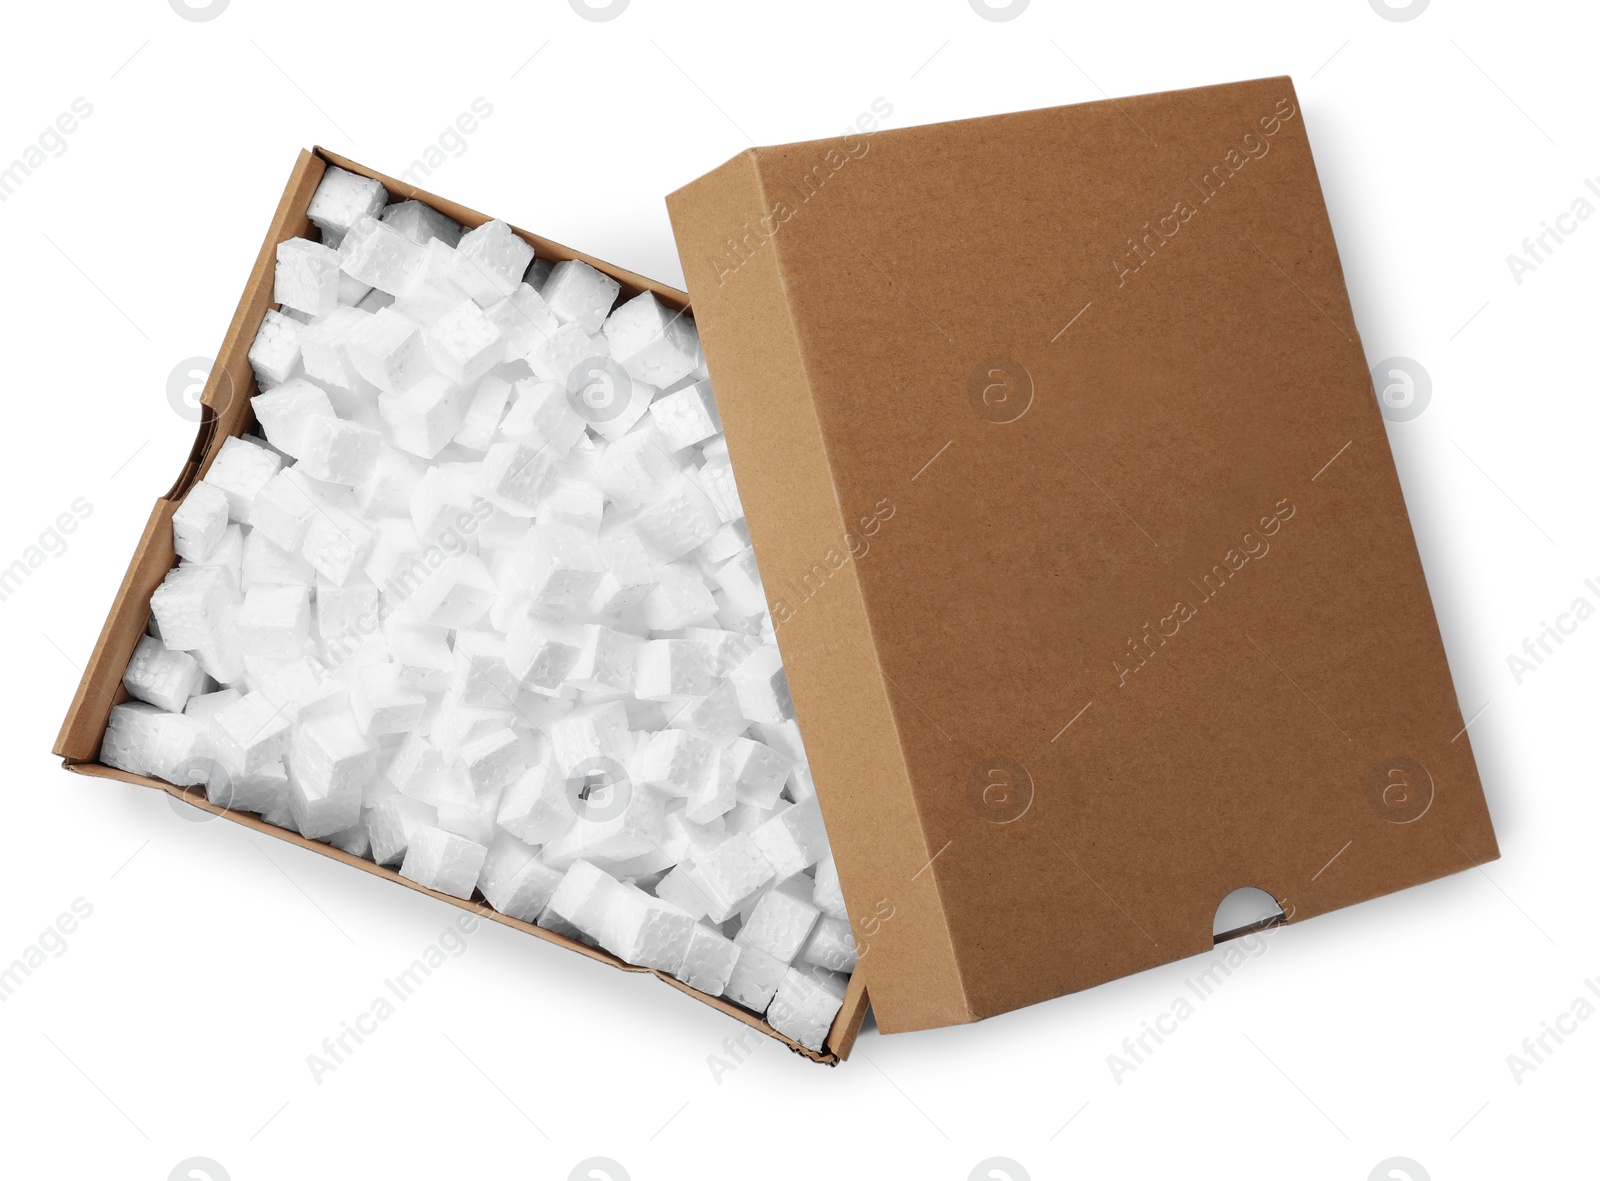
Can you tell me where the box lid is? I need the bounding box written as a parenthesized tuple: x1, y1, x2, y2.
(667, 76, 1499, 1034)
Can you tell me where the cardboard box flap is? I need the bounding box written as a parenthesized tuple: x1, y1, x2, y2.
(668, 77, 1498, 1035)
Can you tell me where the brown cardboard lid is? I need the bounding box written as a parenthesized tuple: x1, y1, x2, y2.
(667, 76, 1499, 1034)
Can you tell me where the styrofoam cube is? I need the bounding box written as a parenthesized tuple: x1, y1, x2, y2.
(722, 736, 791, 808)
(546, 859, 629, 941)
(686, 833, 775, 923)
(542, 259, 621, 334)
(298, 306, 369, 388)
(251, 379, 335, 459)
(479, 832, 563, 921)
(489, 284, 559, 362)
(811, 853, 848, 921)
(722, 941, 786, 1012)
(242, 529, 315, 589)
(728, 644, 792, 726)
(683, 754, 738, 824)
(171, 481, 230, 563)
(633, 473, 722, 561)
(382, 199, 464, 248)
(750, 797, 829, 880)
(697, 451, 746, 524)
(654, 865, 712, 920)
(542, 780, 667, 871)
(149, 564, 234, 652)
(667, 679, 749, 745)
(346, 307, 431, 394)
(599, 885, 696, 971)
(301, 509, 374, 586)
(350, 663, 427, 735)
(399, 825, 488, 900)
(307, 165, 387, 244)
(340, 215, 425, 297)
(497, 755, 576, 845)
(210, 758, 291, 817)
(404, 553, 497, 629)
(297, 415, 382, 486)
(382, 379, 464, 464)
(502, 379, 588, 455)
(204, 436, 283, 524)
(288, 711, 376, 837)
(478, 440, 559, 516)
(648, 381, 721, 451)
(275, 237, 343, 317)
(461, 726, 525, 793)
(453, 219, 533, 305)
(602, 291, 700, 389)
(425, 299, 503, 386)
(356, 444, 427, 518)
(640, 564, 718, 632)
(766, 966, 847, 1051)
(455, 373, 513, 451)
(798, 915, 858, 973)
(248, 309, 302, 388)
(236, 583, 312, 659)
(367, 792, 437, 866)
(736, 880, 820, 964)
(209, 689, 294, 774)
(631, 729, 714, 798)
(507, 522, 600, 611)
(565, 625, 639, 695)
(122, 635, 204, 713)
(673, 921, 741, 995)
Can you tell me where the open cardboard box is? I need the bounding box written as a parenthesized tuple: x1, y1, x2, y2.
(56, 75, 1498, 1062)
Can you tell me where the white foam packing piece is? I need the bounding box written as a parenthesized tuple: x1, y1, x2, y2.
(112, 195, 861, 1043)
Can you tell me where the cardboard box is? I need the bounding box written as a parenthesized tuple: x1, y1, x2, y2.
(57, 74, 1498, 1058)
(665, 74, 1498, 1034)
(51, 147, 868, 1065)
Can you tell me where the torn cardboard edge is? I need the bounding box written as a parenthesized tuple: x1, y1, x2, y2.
(52, 145, 868, 1065)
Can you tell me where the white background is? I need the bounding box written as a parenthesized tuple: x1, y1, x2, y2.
(1, 1, 1594, 1178)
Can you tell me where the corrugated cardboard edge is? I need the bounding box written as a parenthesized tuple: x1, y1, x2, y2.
(53, 147, 866, 1065)
(667, 154, 974, 1031)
